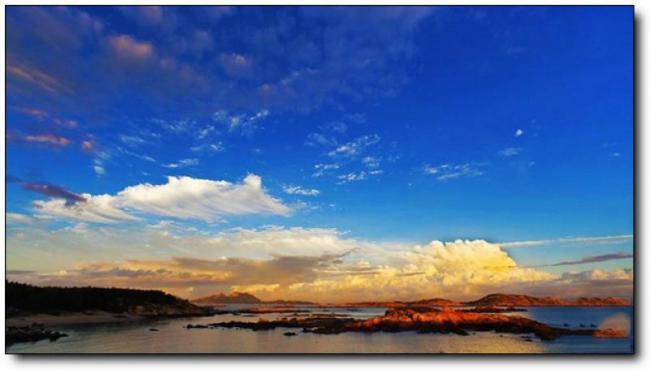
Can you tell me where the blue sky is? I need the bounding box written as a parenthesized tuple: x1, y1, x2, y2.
(5, 6, 633, 300)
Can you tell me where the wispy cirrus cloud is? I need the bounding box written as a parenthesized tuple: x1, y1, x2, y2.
(423, 162, 485, 181)
(337, 170, 383, 184)
(532, 252, 633, 267)
(7, 63, 73, 95)
(283, 185, 320, 196)
(8, 176, 85, 205)
(163, 158, 199, 169)
(500, 235, 633, 249)
(498, 147, 523, 157)
(328, 134, 380, 158)
(313, 163, 340, 177)
(212, 109, 270, 132)
(9, 132, 72, 148)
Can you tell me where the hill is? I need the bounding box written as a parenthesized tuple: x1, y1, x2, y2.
(6, 281, 206, 317)
(465, 293, 568, 307)
(575, 297, 630, 306)
(465, 293, 630, 307)
(192, 292, 316, 306)
(192, 292, 262, 305)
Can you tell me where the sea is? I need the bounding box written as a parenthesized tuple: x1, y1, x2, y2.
(7, 306, 634, 354)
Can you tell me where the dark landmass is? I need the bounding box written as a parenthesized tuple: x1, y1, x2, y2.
(407, 298, 462, 307)
(193, 291, 628, 309)
(575, 297, 631, 306)
(6, 281, 207, 317)
(464, 293, 630, 307)
(191, 291, 315, 306)
(264, 299, 316, 305)
(192, 292, 262, 305)
(464, 293, 568, 307)
(191, 306, 627, 341)
(6, 281, 209, 347)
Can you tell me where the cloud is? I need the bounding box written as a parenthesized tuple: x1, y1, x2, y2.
(362, 156, 381, 169)
(6, 213, 34, 224)
(6, 221, 634, 302)
(190, 143, 224, 153)
(337, 170, 382, 184)
(6, 6, 436, 124)
(108, 34, 155, 60)
(515, 128, 524, 137)
(81, 140, 95, 152)
(423, 163, 485, 181)
(500, 235, 633, 249)
(219, 53, 253, 79)
(33, 174, 290, 223)
(34, 195, 137, 223)
(164, 158, 199, 168)
(313, 163, 340, 177)
(92, 149, 111, 177)
(283, 185, 320, 196)
(9, 133, 72, 148)
(6, 62, 72, 94)
(13, 106, 49, 119)
(328, 134, 380, 158)
(12, 106, 78, 129)
(498, 147, 523, 157)
(120, 134, 146, 146)
(212, 109, 270, 131)
(306, 132, 337, 147)
(8, 177, 85, 205)
(94, 165, 106, 176)
(130, 6, 164, 25)
(534, 252, 633, 267)
(117, 175, 290, 221)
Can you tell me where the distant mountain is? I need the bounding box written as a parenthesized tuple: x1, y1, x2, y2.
(465, 293, 568, 307)
(575, 297, 631, 306)
(192, 292, 316, 305)
(5, 281, 206, 317)
(465, 293, 631, 307)
(264, 299, 316, 305)
(192, 292, 262, 305)
(407, 298, 461, 306)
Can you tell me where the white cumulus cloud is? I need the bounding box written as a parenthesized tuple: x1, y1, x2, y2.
(33, 174, 291, 223)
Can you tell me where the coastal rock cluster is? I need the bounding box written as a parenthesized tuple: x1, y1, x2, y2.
(5, 324, 68, 347)
(189, 306, 628, 340)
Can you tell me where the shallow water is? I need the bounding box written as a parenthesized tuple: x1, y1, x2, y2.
(7, 306, 633, 354)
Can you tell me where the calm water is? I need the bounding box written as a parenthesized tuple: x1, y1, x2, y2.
(7, 306, 633, 354)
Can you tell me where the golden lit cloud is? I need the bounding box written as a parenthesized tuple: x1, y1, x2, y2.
(6, 224, 632, 303)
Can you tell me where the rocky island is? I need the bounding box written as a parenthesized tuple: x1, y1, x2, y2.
(190, 306, 628, 340)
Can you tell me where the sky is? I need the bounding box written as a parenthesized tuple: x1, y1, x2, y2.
(5, 5, 634, 302)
